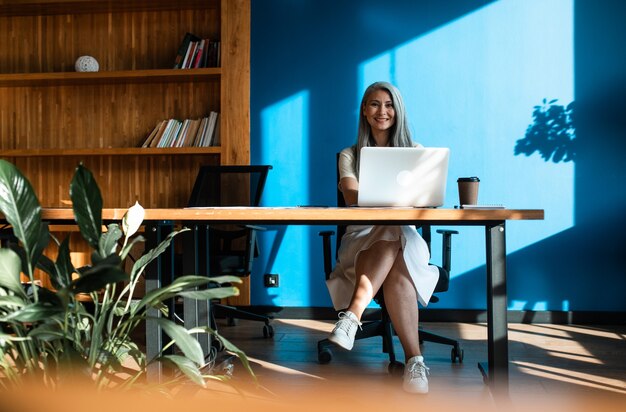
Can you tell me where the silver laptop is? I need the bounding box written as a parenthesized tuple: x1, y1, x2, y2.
(357, 147, 450, 207)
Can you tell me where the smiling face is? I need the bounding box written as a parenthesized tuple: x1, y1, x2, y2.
(362, 89, 396, 140)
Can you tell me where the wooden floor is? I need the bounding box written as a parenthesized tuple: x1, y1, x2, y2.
(201, 318, 626, 410)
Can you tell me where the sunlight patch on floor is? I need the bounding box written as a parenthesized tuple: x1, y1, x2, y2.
(537, 324, 626, 340)
(247, 356, 326, 380)
(545, 350, 604, 365)
(276, 318, 333, 333)
(513, 361, 626, 394)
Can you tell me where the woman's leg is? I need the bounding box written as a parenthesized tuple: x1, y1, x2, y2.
(383, 253, 421, 360)
(346, 239, 402, 319)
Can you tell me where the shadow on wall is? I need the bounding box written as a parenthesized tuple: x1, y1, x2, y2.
(449, 85, 626, 312)
(515, 98, 576, 164)
(506, 85, 626, 311)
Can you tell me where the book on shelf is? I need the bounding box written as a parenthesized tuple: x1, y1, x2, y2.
(142, 114, 220, 148)
(191, 39, 205, 69)
(181, 42, 194, 69)
(184, 119, 202, 147)
(173, 32, 201, 69)
(199, 112, 217, 147)
(157, 119, 178, 147)
(169, 121, 184, 147)
(173, 32, 221, 69)
(141, 121, 161, 147)
(171, 119, 190, 147)
(212, 114, 221, 146)
(207, 40, 221, 67)
(152, 121, 169, 148)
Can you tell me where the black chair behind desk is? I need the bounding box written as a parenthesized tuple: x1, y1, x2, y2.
(186, 164, 274, 338)
(317, 157, 463, 373)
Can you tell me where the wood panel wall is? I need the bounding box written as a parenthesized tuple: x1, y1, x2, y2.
(1, 0, 252, 304)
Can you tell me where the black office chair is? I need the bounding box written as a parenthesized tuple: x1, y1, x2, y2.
(317, 157, 463, 373)
(187, 164, 274, 338)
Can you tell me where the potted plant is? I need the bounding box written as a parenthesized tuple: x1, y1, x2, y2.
(0, 160, 252, 391)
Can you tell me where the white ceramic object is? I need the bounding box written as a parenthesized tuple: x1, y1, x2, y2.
(75, 55, 99, 72)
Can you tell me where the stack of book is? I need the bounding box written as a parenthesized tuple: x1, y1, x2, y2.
(141, 112, 220, 148)
(173, 32, 221, 69)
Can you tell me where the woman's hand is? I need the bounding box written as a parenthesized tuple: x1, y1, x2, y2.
(339, 177, 359, 206)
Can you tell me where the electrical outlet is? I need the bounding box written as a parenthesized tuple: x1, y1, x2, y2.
(264, 273, 279, 288)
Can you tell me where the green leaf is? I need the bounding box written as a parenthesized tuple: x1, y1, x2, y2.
(177, 286, 239, 301)
(0, 160, 45, 274)
(153, 317, 204, 366)
(129, 228, 189, 281)
(70, 164, 103, 249)
(0, 332, 30, 343)
(31, 222, 50, 273)
(70, 265, 129, 295)
(0, 248, 26, 296)
(79, 253, 121, 277)
(54, 236, 75, 289)
(28, 323, 65, 341)
(37, 286, 64, 307)
(160, 354, 205, 387)
(96, 224, 122, 262)
(204, 275, 243, 285)
(36, 252, 57, 278)
(1, 303, 63, 322)
(135, 275, 212, 312)
(0, 295, 26, 309)
(119, 234, 145, 261)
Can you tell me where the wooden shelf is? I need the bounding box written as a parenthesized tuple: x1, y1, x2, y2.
(2, 147, 221, 157)
(0, 0, 217, 17)
(0, 68, 221, 87)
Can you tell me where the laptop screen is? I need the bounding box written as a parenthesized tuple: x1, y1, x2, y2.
(357, 147, 450, 207)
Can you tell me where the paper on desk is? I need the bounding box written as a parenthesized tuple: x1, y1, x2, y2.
(461, 204, 505, 209)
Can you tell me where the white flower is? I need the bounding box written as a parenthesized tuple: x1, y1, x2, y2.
(122, 201, 145, 237)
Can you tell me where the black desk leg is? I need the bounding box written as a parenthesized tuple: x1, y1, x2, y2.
(182, 225, 211, 357)
(144, 221, 175, 381)
(144, 222, 162, 380)
(478, 222, 510, 396)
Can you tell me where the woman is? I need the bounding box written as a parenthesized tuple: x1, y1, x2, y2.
(326, 81, 439, 394)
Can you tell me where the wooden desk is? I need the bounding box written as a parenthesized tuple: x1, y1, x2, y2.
(37, 207, 543, 393)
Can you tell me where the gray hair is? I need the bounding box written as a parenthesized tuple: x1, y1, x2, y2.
(352, 82, 414, 176)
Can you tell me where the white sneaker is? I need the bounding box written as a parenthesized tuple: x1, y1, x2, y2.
(403, 355, 430, 394)
(328, 311, 361, 350)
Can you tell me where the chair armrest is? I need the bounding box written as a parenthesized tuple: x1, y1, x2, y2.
(243, 224, 267, 232)
(436, 229, 459, 235)
(435, 229, 458, 276)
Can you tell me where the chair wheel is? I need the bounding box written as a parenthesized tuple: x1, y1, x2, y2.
(263, 324, 274, 338)
(388, 361, 405, 376)
(318, 347, 332, 364)
(451, 346, 464, 363)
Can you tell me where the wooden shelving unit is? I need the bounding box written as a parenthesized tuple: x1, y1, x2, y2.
(1, 0, 252, 303)
(2, 147, 222, 157)
(0, 68, 221, 87)
(0, 0, 250, 209)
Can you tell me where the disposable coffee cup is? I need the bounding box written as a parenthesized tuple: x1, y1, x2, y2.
(457, 177, 480, 206)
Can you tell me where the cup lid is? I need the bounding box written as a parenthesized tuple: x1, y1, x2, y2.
(457, 176, 480, 182)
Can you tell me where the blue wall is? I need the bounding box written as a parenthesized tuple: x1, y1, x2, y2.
(250, 0, 626, 311)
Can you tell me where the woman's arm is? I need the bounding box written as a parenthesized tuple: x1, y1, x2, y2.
(339, 177, 359, 206)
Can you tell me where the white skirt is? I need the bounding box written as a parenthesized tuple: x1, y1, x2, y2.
(326, 225, 439, 310)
